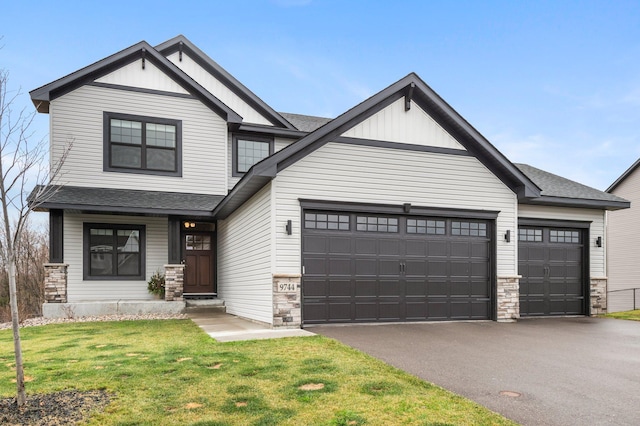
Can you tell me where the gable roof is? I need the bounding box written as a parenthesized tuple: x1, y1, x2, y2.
(279, 112, 333, 132)
(155, 35, 296, 130)
(214, 73, 542, 219)
(29, 39, 243, 124)
(606, 158, 640, 193)
(516, 164, 629, 210)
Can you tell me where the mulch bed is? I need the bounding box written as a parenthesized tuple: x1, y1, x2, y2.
(0, 390, 111, 425)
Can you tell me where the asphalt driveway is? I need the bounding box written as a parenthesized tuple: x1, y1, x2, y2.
(313, 317, 640, 426)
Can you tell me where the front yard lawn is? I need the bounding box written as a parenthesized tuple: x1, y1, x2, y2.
(605, 309, 640, 321)
(0, 320, 513, 425)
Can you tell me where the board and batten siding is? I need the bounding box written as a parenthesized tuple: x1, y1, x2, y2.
(341, 98, 466, 150)
(518, 204, 605, 277)
(95, 59, 189, 95)
(274, 142, 517, 275)
(166, 51, 272, 126)
(50, 84, 228, 194)
(217, 184, 273, 324)
(227, 136, 296, 190)
(607, 168, 640, 312)
(63, 213, 167, 301)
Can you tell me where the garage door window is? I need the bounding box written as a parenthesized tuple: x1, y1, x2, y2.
(356, 216, 398, 232)
(304, 213, 350, 230)
(519, 228, 542, 242)
(407, 219, 445, 235)
(550, 230, 580, 243)
(452, 221, 487, 237)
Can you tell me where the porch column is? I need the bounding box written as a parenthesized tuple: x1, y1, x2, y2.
(164, 264, 185, 301)
(497, 275, 520, 322)
(590, 277, 607, 316)
(273, 274, 301, 328)
(44, 263, 68, 303)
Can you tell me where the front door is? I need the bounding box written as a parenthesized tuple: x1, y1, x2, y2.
(183, 232, 215, 294)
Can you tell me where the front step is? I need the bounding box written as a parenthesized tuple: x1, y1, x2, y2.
(185, 299, 226, 314)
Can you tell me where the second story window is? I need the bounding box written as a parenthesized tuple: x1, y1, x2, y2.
(233, 135, 273, 176)
(104, 112, 181, 176)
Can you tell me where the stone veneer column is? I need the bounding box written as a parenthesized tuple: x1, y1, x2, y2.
(164, 265, 185, 301)
(43, 263, 68, 303)
(273, 274, 301, 328)
(590, 277, 607, 316)
(496, 275, 520, 322)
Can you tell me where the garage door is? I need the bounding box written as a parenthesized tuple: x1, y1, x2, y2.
(518, 226, 586, 316)
(302, 211, 492, 324)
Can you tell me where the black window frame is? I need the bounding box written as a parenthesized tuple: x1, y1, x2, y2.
(232, 134, 274, 176)
(103, 112, 182, 177)
(83, 223, 146, 280)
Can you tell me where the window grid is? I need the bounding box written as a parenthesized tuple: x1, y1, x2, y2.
(185, 234, 212, 250)
(407, 219, 446, 235)
(304, 213, 349, 230)
(108, 114, 179, 173)
(451, 221, 487, 237)
(356, 216, 399, 233)
(519, 228, 543, 242)
(86, 224, 144, 279)
(237, 139, 270, 173)
(550, 229, 580, 243)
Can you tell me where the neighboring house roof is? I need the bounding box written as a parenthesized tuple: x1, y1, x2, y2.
(29, 40, 243, 124)
(516, 164, 629, 210)
(155, 35, 296, 130)
(214, 73, 542, 219)
(606, 158, 640, 193)
(279, 112, 333, 132)
(30, 186, 223, 217)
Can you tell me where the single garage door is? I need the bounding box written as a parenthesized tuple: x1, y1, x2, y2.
(518, 226, 586, 316)
(302, 211, 492, 324)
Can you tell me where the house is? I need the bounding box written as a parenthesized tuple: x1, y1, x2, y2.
(29, 35, 629, 327)
(606, 160, 640, 312)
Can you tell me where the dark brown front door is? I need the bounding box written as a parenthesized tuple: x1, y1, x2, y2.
(183, 232, 215, 294)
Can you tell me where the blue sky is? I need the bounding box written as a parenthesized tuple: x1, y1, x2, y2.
(2, 0, 640, 191)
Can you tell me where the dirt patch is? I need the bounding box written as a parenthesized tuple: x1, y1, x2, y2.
(298, 383, 325, 391)
(235, 401, 248, 407)
(184, 402, 202, 409)
(0, 390, 110, 425)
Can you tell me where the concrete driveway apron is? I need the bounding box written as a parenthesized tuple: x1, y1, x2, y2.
(314, 317, 640, 426)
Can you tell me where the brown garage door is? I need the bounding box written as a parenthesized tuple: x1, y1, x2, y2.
(518, 226, 586, 316)
(302, 211, 492, 324)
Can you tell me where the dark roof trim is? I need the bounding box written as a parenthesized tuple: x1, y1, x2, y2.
(519, 217, 592, 229)
(156, 35, 295, 130)
(34, 201, 216, 217)
(606, 158, 640, 193)
(88, 82, 197, 100)
(236, 123, 307, 139)
(335, 136, 472, 157)
(214, 73, 541, 219)
(29, 40, 242, 124)
(519, 195, 630, 211)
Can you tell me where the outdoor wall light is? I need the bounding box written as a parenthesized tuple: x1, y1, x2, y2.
(403, 203, 411, 213)
(285, 220, 293, 235)
(184, 222, 196, 229)
(596, 236, 602, 247)
(504, 230, 511, 243)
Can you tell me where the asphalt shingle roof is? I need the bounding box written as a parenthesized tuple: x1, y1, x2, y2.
(30, 186, 224, 215)
(515, 163, 628, 203)
(279, 112, 333, 132)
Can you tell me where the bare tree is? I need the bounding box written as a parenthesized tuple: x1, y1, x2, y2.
(0, 62, 70, 406)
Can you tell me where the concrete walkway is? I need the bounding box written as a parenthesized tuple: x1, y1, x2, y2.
(187, 310, 314, 342)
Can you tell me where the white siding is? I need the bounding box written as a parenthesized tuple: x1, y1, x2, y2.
(342, 98, 466, 150)
(227, 136, 297, 190)
(607, 169, 640, 312)
(217, 184, 273, 324)
(518, 204, 605, 277)
(166, 51, 272, 126)
(274, 142, 517, 275)
(95, 59, 189, 94)
(63, 213, 167, 301)
(50, 85, 228, 194)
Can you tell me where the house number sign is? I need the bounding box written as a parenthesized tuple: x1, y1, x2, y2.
(277, 282, 297, 292)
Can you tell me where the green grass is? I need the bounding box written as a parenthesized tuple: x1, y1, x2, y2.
(605, 309, 640, 321)
(0, 320, 514, 425)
